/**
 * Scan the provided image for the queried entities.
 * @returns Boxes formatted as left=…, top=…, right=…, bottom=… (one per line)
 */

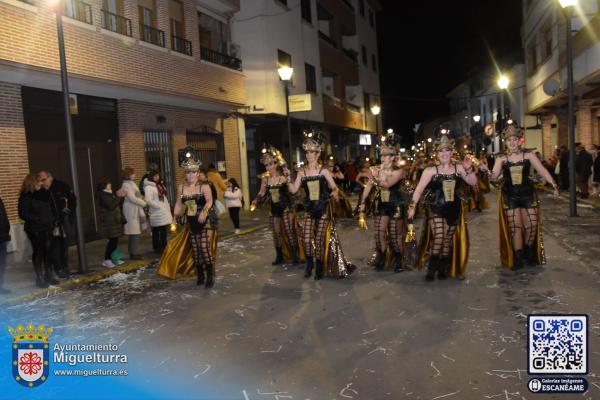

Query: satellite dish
left=543, top=79, right=561, bottom=97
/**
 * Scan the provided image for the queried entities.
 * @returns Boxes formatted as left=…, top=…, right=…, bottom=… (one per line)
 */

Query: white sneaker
left=102, top=260, right=116, bottom=268
left=116, top=260, right=125, bottom=265
left=235, top=229, right=240, bottom=234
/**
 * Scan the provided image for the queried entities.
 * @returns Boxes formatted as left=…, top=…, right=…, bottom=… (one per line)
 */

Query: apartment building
left=523, top=0, right=600, bottom=159
left=0, top=0, right=245, bottom=245
left=231, top=0, right=381, bottom=195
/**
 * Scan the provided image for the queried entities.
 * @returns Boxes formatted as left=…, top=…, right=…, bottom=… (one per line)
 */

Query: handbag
left=214, top=200, right=226, bottom=217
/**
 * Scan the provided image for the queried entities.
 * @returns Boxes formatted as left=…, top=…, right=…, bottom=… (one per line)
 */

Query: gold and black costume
left=498, top=153, right=545, bottom=269
left=417, top=164, right=469, bottom=280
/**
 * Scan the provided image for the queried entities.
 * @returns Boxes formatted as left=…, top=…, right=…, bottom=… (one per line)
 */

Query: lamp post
left=51, top=0, right=87, bottom=273
left=278, top=66, right=294, bottom=164
left=559, top=0, right=578, bottom=216
left=497, top=75, right=510, bottom=155
left=371, top=104, right=381, bottom=159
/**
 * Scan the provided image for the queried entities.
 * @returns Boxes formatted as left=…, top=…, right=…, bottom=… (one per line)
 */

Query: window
left=276, top=0, right=287, bottom=6
left=169, top=0, right=184, bottom=37
left=359, top=0, right=364, bottom=16
left=361, top=45, right=367, bottom=65
left=198, top=12, right=229, bottom=52
left=301, top=0, right=311, bottom=23
left=278, top=49, right=292, bottom=68
left=305, top=63, right=317, bottom=93
left=527, top=37, right=538, bottom=74
left=371, top=54, right=377, bottom=72
left=540, top=17, right=552, bottom=61
left=368, top=9, right=374, bottom=28
left=138, top=0, right=154, bottom=26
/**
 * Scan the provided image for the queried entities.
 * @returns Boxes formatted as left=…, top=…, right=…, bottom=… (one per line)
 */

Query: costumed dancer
left=484, top=124, right=559, bottom=270
left=157, top=157, right=218, bottom=288
left=285, top=131, right=355, bottom=280
left=358, top=132, right=408, bottom=272
left=408, top=133, right=478, bottom=281
left=327, top=160, right=353, bottom=218
left=354, top=158, right=376, bottom=215
left=463, top=151, right=489, bottom=212
left=251, top=144, right=302, bottom=265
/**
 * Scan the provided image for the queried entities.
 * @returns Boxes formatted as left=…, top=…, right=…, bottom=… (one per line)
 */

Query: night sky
left=377, top=0, right=523, bottom=145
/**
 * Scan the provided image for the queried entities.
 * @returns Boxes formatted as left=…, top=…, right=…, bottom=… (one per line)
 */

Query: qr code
left=528, top=315, right=588, bottom=374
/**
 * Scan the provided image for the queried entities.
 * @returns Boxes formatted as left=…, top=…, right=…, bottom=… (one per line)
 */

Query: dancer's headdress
left=181, top=157, right=201, bottom=172
left=260, top=143, right=287, bottom=166
left=380, top=132, right=399, bottom=156
left=433, top=132, right=455, bottom=152
left=502, top=124, right=523, bottom=139
left=302, top=130, right=324, bottom=152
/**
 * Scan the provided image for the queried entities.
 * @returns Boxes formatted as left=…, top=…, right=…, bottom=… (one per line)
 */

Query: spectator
left=121, top=168, right=147, bottom=260
left=206, top=164, right=227, bottom=201
left=593, top=144, right=600, bottom=197
left=0, top=197, right=10, bottom=294
left=558, top=145, right=570, bottom=191
left=223, top=178, right=243, bottom=234
left=143, top=170, right=172, bottom=253
left=18, top=174, right=57, bottom=288
left=38, top=170, right=75, bottom=278
left=575, top=143, right=593, bottom=198
left=97, top=178, right=126, bottom=268
left=345, top=160, right=358, bottom=193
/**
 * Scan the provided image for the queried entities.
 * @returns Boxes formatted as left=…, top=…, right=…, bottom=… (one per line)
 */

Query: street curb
left=4, top=223, right=269, bottom=305
left=541, top=187, right=599, bottom=209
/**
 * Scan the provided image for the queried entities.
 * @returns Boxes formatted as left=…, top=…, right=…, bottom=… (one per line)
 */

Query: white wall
left=231, top=0, right=323, bottom=122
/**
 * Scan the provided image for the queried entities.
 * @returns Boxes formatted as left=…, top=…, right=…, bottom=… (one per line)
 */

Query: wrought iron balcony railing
left=172, top=35, right=192, bottom=56
left=200, top=46, right=242, bottom=71
left=65, top=0, right=92, bottom=25
left=140, top=23, right=165, bottom=47
left=101, top=9, right=132, bottom=37
left=342, top=48, right=358, bottom=63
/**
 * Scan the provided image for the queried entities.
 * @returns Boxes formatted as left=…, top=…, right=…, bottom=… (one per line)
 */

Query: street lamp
left=559, top=0, right=578, bottom=216
left=496, top=74, right=510, bottom=155
left=50, top=0, right=87, bottom=273
left=278, top=66, right=294, bottom=164
left=473, top=115, right=481, bottom=123
left=387, top=128, right=393, bottom=134
left=371, top=104, right=381, bottom=134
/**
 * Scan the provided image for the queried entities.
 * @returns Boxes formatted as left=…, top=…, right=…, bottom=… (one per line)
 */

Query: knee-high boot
left=272, top=247, right=284, bottom=265
left=205, top=264, right=214, bottom=288
left=290, top=245, right=300, bottom=265
left=524, top=245, right=536, bottom=266
left=314, top=259, right=324, bottom=280
left=374, top=249, right=385, bottom=271
left=195, top=264, right=205, bottom=286
left=393, top=251, right=404, bottom=273
left=304, top=257, right=314, bottom=278
left=438, top=256, right=450, bottom=280
left=513, top=249, right=524, bottom=270
left=426, top=255, right=439, bottom=282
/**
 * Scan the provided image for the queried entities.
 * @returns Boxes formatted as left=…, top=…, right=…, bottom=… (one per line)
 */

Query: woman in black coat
left=18, top=173, right=58, bottom=288
left=97, top=178, right=126, bottom=267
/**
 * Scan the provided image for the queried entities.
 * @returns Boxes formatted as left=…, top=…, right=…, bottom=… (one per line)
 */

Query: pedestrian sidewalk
left=1, top=208, right=271, bottom=304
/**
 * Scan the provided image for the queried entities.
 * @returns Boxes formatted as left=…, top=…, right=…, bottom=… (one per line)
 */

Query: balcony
left=101, top=10, right=132, bottom=37
left=65, top=0, right=93, bottom=25
left=342, top=48, right=358, bottom=63
left=172, top=35, right=192, bottom=56
left=323, top=94, right=363, bottom=130
left=140, top=23, right=165, bottom=47
left=200, top=46, right=242, bottom=71
left=318, top=31, right=337, bottom=48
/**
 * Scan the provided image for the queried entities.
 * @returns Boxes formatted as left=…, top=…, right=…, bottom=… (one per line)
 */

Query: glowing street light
left=497, top=75, right=509, bottom=90
left=427, top=138, right=432, bottom=143
left=278, top=66, right=294, bottom=163
left=387, top=128, right=393, bottom=134
left=473, top=115, right=481, bottom=123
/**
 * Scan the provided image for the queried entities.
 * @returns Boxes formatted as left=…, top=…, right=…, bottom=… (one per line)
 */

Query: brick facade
left=0, top=83, right=29, bottom=223
left=0, top=0, right=244, bottom=105
left=118, top=100, right=242, bottom=192
left=576, top=99, right=595, bottom=149
left=541, top=113, right=554, bottom=159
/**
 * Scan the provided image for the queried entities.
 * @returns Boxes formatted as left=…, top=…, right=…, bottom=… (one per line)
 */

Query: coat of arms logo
left=8, top=324, right=52, bottom=388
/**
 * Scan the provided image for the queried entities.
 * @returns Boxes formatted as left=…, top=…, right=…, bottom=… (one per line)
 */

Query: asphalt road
left=3, top=191, right=599, bottom=400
